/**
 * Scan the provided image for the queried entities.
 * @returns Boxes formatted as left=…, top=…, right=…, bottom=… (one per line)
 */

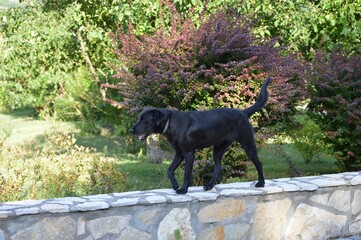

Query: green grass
left=0, top=109, right=338, bottom=199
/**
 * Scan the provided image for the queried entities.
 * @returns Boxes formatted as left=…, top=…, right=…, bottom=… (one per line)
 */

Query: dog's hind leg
left=239, top=137, right=265, bottom=188
left=204, top=141, right=232, bottom=191
left=167, top=150, right=184, bottom=190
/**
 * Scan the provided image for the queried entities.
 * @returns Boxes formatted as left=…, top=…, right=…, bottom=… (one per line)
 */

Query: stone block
left=72, top=201, right=109, bottom=211
left=198, top=199, right=245, bottom=223
left=41, top=204, right=70, bottom=213
left=220, top=188, right=263, bottom=197
left=285, top=203, right=347, bottom=240
left=349, top=213, right=361, bottom=235
left=111, top=197, right=139, bottom=207
left=225, top=223, right=250, bottom=240
left=145, top=195, right=167, bottom=204
left=139, top=209, right=159, bottom=225
left=309, top=193, right=329, bottom=205
left=118, top=227, right=151, bottom=240
left=328, top=190, right=351, bottom=212
left=199, top=226, right=224, bottom=240
left=87, top=215, right=131, bottom=239
left=187, top=192, right=218, bottom=201
left=158, top=208, right=196, bottom=240
left=11, top=216, right=76, bottom=240
left=252, top=198, right=292, bottom=240
left=352, top=189, right=361, bottom=214
left=351, top=175, right=361, bottom=185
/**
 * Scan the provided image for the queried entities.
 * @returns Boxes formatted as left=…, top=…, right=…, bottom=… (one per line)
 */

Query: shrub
left=0, top=3, right=115, bottom=122
left=105, top=9, right=306, bottom=127
left=308, top=49, right=361, bottom=170
left=289, top=114, right=331, bottom=163
left=0, top=132, right=126, bottom=201
left=235, top=0, right=361, bottom=59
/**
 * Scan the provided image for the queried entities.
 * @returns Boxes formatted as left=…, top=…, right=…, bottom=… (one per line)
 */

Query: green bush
left=0, top=3, right=115, bottom=122
left=0, top=132, right=126, bottom=201
left=289, top=114, right=330, bottom=163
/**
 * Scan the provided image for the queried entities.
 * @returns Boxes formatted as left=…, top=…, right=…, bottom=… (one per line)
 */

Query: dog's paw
left=172, top=185, right=179, bottom=191
left=203, top=184, right=214, bottom=191
left=176, top=188, right=188, bottom=194
left=255, top=181, right=265, bottom=188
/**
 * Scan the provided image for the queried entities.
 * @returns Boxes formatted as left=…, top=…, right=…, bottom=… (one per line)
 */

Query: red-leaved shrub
left=103, top=9, right=307, bottom=128
left=308, top=49, right=361, bottom=170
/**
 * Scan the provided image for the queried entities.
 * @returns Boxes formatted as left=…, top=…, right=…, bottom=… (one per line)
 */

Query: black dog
left=130, top=77, right=271, bottom=194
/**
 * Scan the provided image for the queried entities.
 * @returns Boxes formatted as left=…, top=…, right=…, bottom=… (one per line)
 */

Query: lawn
left=0, top=109, right=338, bottom=201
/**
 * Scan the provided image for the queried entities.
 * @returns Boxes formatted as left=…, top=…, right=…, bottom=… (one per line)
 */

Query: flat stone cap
left=0, top=171, right=360, bottom=219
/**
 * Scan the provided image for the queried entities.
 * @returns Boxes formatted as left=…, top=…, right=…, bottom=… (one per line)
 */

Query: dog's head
left=129, top=108, right=170, bottom=140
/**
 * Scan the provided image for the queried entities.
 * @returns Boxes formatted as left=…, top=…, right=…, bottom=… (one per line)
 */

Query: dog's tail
left=243, top=76, right=272, bottom=118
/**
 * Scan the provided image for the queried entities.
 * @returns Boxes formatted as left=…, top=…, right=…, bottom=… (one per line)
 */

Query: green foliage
left=0, top=132, right=126, bottom=202
left=289, top=114, right=330, bottom=164
left=308, top=49, right=361, bottom=171
left=0, top=2, right=115, bottom=123
left=235, top=0, right=361, bottom=59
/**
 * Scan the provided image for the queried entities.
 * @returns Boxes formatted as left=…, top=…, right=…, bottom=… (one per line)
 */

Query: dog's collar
left=162, top=119, right=170, bottom=134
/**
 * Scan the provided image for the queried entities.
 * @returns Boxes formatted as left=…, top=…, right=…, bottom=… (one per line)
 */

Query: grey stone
left=145, top=195, right=167, bottom=204
left=220, top=188, right=263, bottom=196
left=351, top=175, right=361, bottom=185
left=87, top=215, right=131, bottom=239
left=274, top=182, right=300, bottom=192
left=113, top=191, right=142, bottom=197
left=328, top=190, right=351, bottom=212
left=216, top=182, right=252, bottom=189
left=139, top=209, right=159, bottom=225
left=288, top=180, right=318, bottom=191
left=5, top=199, right=43, bottom=206
left=0, top=229, right=4, bottom=240
left=41, top=204, right=70, bottom=213
left=54, top=197, right=86, bottom=202
left=311, top=178, right=348, bottom=187
left=158, top=208, right=196, bottom=240
left=118, top=227, right=151, bottom=240
left=187, top=191, right=218, bottom=201
left=352, top=189, right=361, bottom=214
left=77, top=216, right=86, bottom=236
left=262, top=185, right=284, bottom=194
left=309, top=193, right=329, bottom=205
left=15, top=207, right=39, bottom=216
left=0, top=211, right=12, bottom=219
left=11, top=216, right=76, bottom=240
left=349, top=213, right=361, bottom=235
left=225, top=223, right=250, bottom=240
left=72, top=201, right=109, bottom=211
left=166, top=194, right=193, bottom=203
left=285, top=203, right=347, bottom=240
left=84, top=194, right=113, bottom=200
left=111, top=198, right=139, bottom=207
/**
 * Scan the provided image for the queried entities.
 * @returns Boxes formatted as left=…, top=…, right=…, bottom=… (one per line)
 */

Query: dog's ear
left=152, top=109, right=166, bottom=126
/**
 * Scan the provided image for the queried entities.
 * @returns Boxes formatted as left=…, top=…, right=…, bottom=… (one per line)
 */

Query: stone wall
left=1, top=172, right=361, bottom=240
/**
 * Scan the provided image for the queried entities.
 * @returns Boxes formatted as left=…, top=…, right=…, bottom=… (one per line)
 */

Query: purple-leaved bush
left=308, top=49, right=361, bottom=170
left=103, top=9, right=307, bottom=129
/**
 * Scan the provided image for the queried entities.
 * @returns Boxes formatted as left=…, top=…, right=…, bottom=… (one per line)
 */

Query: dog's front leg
left=167, top=150, right=184, bottom=190
left=176, top=151, right=195, bottom=194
